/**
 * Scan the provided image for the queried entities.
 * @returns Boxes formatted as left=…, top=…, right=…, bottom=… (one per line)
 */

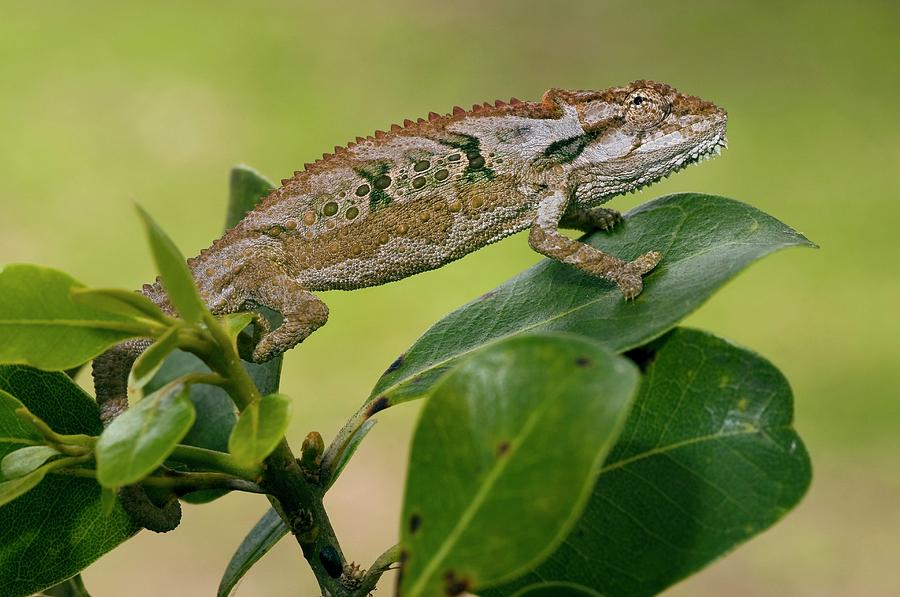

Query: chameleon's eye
left=624, top=88, right=668, bottom=130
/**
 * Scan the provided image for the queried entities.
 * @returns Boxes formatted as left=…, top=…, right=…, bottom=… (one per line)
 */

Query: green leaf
left=399, top=334, right=638, bottom=597
left=224, top=312, right=255, bottom=341
left=96, top=383, right=196, bottom=487
left=0, top=366, right=137, bottom=596
left=70, top=287, right=171, bottom=323
left=0, top=265, right=152, bottom=371
left=218, top=507, right=288, bottom=597
left=0, top=461, right=54, bottom=506
left=128, top=326, right=181, bottom=393
left=325, top=418, right=376, bottom=490
left=1, top=445, right=60, bottom=479
left=368, top=194, right=813, bottom=408
left=135, top=204, right=208, bottom=323
left=228, top=393, right=292, bottom=468
left=227, top=165, right=275, bottom=228
left=485, top=328, right=812, bottom=597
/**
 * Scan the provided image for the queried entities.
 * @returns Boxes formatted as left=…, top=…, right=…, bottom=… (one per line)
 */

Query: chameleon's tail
left=92, top=338, right=152, bottom=425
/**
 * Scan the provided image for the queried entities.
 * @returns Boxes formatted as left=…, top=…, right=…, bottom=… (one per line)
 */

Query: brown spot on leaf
left=385, top=354, right=405, bottom=374
left=496, top=441, right=510, bottom=457
left=575, top=356, right=592, bottom=368
left=409, top=513, right=422, bottom=534
left=443, top=570, right=471, bottom=596
left=366, top=395, right=391, bottom=418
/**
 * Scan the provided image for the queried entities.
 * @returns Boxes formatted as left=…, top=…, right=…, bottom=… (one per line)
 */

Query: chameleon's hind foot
left=560, top=206, right=623, bottom=233
left=611, top=250, right=662, bottom=299
left=591, top=207, right=623, bottom=231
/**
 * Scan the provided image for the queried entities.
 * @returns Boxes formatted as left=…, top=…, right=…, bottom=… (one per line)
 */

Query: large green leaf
left=0, top=366, right=137, bottom=597
left=486, top=328, right=812, bottom=597
left=399, top=334, right=639, bottom=597
left=368, top=194, right=813, bottom=408
left=0, top=265, right=151, bottom=371
left=228, top=393, right=292, bottom=468
left=96, top=383, right=196, bottom=487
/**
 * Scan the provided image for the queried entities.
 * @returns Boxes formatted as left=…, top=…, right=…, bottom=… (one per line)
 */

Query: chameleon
left=92, top=80, right=726, bottom=528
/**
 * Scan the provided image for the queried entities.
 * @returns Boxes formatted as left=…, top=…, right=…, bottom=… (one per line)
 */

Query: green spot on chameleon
left=434, top=168, right=449, bottom=181
left=448, top=154, right=461, bottom=162
left=355, top=163, right=393, bottom=212
left=356, top=184, right=370, bottom=197
left=323, top=202, right=339, bottom=216
left=412, top=176, right=426, bottom=189
left=414, top=160, right=430, bottom=172
left=345, top=206, right=359, bottom=219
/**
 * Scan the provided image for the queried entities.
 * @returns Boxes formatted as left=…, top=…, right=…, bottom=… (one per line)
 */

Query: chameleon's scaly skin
left=93, top=79, right=726, bottom=531
left=172, top=80, right=726, bottom=361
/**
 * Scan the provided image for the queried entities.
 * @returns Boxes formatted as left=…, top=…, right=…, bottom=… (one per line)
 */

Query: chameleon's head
left=550, top=80, right=727, bottom=198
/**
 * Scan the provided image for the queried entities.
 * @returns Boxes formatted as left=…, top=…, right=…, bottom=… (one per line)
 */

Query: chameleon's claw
left=613, top=250, right=662, bottom=300
left=594, top=208, right=623, bottom=231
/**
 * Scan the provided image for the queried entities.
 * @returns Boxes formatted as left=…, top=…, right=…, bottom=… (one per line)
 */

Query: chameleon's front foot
left=609, top=250, right=662, bottom=299
left=250, top=299, right=330, bottom=363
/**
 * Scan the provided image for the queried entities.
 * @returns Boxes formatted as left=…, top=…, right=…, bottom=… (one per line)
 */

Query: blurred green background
left=1, top=0, right=897, bottom=595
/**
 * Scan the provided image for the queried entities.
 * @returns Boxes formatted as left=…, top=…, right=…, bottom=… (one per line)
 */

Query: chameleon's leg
left=560, top=205, right=622, bottom=233
left=233, top=267, right=329, bottom=362
left=528, top=191, right=661, bottom=299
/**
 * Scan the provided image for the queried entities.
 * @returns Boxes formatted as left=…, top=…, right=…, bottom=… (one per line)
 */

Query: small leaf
left=0, top=265, right=153, bottom=371
left=485, top=328, right=812, bottom=597
left=0, top=461, right=53, bottom=506
left=228, top=393, right=292, bottom=468
left=70, top=288, right=171, bottom=323
left=1, top=446, right=60, bottom=479
left=128, top=326, right=181, bottom=394
left=96, top=383, right=196, bottom=487
left=368, top=194, right=814, bottom=409
left=399, top=334, right=638, bottom=597
left=135, top=204, right=208, bottom=323
left=227, top=165, right=275, bottom=228
left=325, top=418, right=376, bottom=490
left=223, top=312, right=255, bottom=341
left=218, top=507, right=288, bottom=597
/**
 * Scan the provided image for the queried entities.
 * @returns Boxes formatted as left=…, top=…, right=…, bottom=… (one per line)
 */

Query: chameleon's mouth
left=665, top=133, right=728, bottom=177
left=617, top=132, right=727, bottom=197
